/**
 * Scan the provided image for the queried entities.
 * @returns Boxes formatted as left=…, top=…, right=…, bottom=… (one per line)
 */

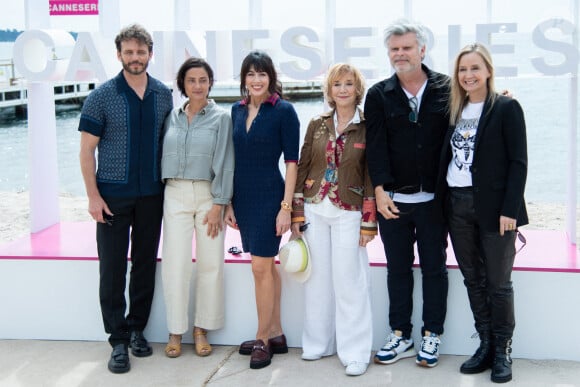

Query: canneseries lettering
left=49, top=0, right=99, bottom=16
left=12, top=20, right=580, bottom=83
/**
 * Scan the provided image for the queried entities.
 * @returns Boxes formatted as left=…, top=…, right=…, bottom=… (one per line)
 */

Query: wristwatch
left=280, top=201, right=292, bottom=211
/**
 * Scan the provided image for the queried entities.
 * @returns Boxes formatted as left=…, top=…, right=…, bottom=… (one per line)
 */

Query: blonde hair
left=449, top=43, right=496, bottom=125
left=323, top=63, right=365, bottom=108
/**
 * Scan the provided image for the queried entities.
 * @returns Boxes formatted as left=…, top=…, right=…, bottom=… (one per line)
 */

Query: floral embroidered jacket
left=292, top=108, right=377, bottom=235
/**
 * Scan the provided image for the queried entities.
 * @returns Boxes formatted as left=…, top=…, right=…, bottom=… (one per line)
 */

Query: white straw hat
left=279, top=236, right=311, bottom=283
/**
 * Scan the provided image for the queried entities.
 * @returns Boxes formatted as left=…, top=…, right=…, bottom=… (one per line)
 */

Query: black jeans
left=377, top=200, right=448, bottom=338
left=97, top=194, right=163, bottom=347
left=446, top=188, right=516, bottom=338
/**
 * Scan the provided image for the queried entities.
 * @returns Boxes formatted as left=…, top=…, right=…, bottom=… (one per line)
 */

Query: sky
left=1, top=0, right=577, bottom=33
left=1, top=0, right=578, bottom=81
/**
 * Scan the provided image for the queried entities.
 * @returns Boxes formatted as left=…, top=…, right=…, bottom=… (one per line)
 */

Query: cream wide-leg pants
left=162, top=179, right=225, bottom=334
left=301, top=197, right=373, bottom=365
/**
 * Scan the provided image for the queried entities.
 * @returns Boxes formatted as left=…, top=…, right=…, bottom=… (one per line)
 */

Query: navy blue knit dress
left=231, top=95, right=300, bottom=257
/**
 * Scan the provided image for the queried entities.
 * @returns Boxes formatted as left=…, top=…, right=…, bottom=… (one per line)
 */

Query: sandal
left=164, top=334, right=182, bottom=358
left=193, top=327, right=212, bottom=357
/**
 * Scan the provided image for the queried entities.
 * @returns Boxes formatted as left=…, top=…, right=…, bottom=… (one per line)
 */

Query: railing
left=0, top=81, right=95, bottom=109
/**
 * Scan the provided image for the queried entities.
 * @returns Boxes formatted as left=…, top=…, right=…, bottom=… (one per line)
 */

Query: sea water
left=0, top=84, right=578, bottom=204
left=0, top=41, right=579, bottom=203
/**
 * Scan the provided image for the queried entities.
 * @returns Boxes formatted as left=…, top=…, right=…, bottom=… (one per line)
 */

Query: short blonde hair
left=323, top=63, right=365, bottom=108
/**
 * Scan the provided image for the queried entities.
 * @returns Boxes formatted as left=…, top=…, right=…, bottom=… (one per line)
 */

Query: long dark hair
left=239, top=50, right=283, bottom=102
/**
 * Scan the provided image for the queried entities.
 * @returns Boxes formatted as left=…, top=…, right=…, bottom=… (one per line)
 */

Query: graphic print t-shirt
left=446, top=101, right=484, bottom=187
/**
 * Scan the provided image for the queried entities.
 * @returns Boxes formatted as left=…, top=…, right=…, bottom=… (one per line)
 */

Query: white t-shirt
left=446, top=101, right=484, bottom=187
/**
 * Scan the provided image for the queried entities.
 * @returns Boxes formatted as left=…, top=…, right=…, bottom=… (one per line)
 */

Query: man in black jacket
left=364, top=19, right=449, bottom=368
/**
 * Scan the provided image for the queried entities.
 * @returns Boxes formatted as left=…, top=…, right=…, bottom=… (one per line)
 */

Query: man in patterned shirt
left=78, top=24, right=173, bottom=374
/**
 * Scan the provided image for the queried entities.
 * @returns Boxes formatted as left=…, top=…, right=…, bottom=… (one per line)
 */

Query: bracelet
left=280, top=201, right=292, bottom=211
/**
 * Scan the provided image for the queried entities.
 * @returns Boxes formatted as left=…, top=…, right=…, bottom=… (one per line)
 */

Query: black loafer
left=130, top=331, right=152, bottom=357
left=108, top=344, right=130, bottom=374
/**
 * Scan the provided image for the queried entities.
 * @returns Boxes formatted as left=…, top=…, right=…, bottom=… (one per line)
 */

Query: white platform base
left=1, top=258, right=578, bottom=361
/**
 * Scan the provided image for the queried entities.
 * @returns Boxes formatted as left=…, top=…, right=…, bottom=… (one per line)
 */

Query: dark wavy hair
left=114, top=24, right=153, bottom=53
left=175, top=57, right=215, bottom=97
left=239, top=50, right=283, bottom=102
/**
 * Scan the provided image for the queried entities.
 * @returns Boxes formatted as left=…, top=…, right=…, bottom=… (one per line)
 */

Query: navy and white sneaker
left=374, top=330, right=416, bottom=364
left=416, top=331, right=441, bottom=368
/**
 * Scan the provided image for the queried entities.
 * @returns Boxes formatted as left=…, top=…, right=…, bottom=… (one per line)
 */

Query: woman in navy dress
left=225, top=50, right=300, bottom=369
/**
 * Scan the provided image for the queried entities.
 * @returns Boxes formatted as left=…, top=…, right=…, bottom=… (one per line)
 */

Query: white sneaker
left=301, top=353, right=322, bottom=361
left=416, top=331, right=441, bottom=368
left=374, top=330, right=416, bottom=365
left=345, top=361, right=368, bottom=376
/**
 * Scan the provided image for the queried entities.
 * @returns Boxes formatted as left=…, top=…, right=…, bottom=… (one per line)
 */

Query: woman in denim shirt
left=161, top=57, right=234, bottom=358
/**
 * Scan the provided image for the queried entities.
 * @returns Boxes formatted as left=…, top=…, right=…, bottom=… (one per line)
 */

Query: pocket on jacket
left=348, top=185, right=364, bottom=196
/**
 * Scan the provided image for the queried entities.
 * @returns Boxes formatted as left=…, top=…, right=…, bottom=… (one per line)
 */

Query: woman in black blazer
left=438, top=43, right=528, bottom=384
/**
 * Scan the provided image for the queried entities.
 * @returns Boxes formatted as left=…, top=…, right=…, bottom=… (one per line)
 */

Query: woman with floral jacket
left=291, top=63, right=377, bottom=377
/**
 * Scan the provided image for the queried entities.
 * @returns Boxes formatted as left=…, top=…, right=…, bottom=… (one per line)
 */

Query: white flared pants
left=162, top=179, right=225, bottom=334
left=301, top=198, right=373, bottom=364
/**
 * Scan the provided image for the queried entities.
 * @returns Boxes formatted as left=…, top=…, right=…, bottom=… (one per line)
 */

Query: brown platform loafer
left=249, top=339, right=272, bottom=369
left=239, top=334, right=288, bottom=355
left=269, top=334, right=289, bottom=354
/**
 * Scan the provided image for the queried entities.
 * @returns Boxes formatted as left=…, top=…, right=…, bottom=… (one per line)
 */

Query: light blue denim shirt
left=161, top=99, right=234, bottom=205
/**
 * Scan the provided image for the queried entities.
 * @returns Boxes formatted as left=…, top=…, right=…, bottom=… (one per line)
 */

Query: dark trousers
left=377, top=200, right=448, bottom=338
left=97, top=194, right=163, bottom=346
left=446, top=188, right=516, bottom=338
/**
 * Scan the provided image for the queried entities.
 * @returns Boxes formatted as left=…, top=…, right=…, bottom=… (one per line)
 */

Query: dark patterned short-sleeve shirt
left=78, top=71, right=173, bottom=197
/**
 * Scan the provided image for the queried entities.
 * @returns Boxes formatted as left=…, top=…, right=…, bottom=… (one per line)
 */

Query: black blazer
left=437, top=93, right=529, bottom=232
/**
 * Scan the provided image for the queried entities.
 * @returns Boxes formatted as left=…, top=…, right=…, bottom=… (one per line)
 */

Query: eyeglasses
left=103, top=213, right=113, bottom=226
left=228, top=246, right=242, bottom=255
left=408, top=96, right=418, bottom=123
left=515, top=230, right=527, bottom=254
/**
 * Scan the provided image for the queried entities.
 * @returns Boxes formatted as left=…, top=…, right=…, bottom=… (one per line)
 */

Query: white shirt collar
left=332, top=109, right=361, bottom=128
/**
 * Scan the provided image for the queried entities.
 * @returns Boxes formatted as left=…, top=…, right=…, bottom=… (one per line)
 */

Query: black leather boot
left=491, top=337, right=512, bottom=383
left=460, top=332, right=494, bottom=374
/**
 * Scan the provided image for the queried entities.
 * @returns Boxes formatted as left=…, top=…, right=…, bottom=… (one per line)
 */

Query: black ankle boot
left=491, top=337, right=512, bottom=383
left=460, top=332, right=494, bottom=374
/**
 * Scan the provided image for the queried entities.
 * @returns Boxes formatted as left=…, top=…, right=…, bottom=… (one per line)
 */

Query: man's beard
left=122, top=60, right=149, bottom=75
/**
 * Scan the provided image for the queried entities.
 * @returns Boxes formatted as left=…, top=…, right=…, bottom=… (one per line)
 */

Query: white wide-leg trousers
left=162, top=179, right=225, bottom=334
left=301, top=199, right=373, bottom=365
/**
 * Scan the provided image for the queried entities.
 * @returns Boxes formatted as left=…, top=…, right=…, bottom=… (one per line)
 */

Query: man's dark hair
left=114, top=24, right=153, bottom=53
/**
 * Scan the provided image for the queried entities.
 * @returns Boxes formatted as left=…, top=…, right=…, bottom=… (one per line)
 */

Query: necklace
left=186, top=101, right=208, bottom=117
left=336, top=108, right=356, bottom=124
left=336, top=113, right=355, bottom=131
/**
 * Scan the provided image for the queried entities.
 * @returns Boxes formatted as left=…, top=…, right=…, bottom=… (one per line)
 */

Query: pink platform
left=0, top=222, right=577, bottom=273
